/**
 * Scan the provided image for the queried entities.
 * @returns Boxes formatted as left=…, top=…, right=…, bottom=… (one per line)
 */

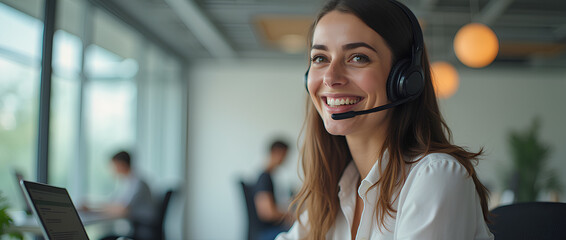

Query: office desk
left=7, top=210, right=122, bottom=235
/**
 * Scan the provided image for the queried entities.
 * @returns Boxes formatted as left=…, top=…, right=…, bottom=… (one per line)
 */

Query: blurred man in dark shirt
left=254, top=140, right=293, bottom=240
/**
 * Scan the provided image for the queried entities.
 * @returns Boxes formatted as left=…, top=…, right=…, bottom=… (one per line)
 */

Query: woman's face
left=308, top=10, right=393, bottom=137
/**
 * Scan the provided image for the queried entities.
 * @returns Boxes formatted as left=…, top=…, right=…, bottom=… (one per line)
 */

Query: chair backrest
left=155, top=190, right=174, bottom=240
left=488, top=202, right=566, bottom=240
left=240, top=180, right=260, bottom=240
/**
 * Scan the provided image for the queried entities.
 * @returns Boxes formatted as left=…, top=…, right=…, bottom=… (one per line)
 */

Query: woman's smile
left=321, top=95, right=363, bottom=114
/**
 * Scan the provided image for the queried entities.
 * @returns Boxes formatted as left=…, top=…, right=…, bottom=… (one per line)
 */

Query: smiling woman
left=276, top=0, right=494, bottom=239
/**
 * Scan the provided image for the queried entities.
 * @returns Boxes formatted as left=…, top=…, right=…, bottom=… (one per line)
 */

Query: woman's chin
left=323, top=119, right=353, bottom=136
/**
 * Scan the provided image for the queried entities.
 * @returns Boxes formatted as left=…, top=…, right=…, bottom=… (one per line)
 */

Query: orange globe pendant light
left=431, top=61, right=459, bottom=99
left=454, top=23, right=499, bottom=68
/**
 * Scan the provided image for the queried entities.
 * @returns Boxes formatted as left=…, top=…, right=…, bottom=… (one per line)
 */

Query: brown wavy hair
left=291, top=0, right=490, bottom=239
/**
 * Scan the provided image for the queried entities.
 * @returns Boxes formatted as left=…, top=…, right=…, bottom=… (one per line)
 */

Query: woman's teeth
left=326, top=97, right=360, bottom=107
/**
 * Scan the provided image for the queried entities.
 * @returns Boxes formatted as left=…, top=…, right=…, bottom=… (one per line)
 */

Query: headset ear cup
left=402, top=66, right=425, bottom=98
left=387, top=59, right=410, bottom=102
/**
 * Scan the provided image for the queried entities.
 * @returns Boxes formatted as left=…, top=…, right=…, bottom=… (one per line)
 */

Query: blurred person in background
left=98, top=151, right=156, bottom=240
left=254, top=140, right=294, bottom=240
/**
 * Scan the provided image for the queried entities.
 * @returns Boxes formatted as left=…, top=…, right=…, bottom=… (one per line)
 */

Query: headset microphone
left=330, top=97, right=413, bottom=120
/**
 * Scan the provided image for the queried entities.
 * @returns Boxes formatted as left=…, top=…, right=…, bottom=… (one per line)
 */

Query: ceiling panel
left=101, top=0, right=566, bottom=66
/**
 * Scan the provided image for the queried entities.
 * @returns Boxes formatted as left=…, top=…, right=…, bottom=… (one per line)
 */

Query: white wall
left=186, top=59, right=566, bottom=239
left=439, top=66, right=566, bottom=198
left=187, top=59, right=308, bottom=240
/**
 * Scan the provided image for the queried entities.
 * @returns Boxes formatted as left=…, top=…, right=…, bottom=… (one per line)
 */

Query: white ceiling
left=96, top=0, right=566, bottom=67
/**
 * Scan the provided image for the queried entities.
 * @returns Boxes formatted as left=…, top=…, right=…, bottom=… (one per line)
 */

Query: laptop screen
left=20, top=180, right=90, bottom=240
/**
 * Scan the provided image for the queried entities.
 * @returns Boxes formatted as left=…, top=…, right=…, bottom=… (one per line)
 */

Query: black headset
left=304, top=0, right=424, bottom=103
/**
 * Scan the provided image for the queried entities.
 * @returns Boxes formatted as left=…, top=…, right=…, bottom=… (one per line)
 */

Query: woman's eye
left=311, top=55, right=326, bottom=64
left=351, top=54, right=370, bottom=63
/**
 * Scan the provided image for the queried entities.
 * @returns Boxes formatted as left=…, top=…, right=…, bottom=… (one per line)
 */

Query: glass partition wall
left=0, top=0, right=187, bottom=230
left=0, top=0, right=43, bottom=211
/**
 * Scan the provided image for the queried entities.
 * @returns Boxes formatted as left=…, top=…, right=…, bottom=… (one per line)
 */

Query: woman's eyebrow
left=343, top=42, right=377, bottom=53
left=310, top=42, right=378, bottom=53
left=311, top=44, right=327, bottom=51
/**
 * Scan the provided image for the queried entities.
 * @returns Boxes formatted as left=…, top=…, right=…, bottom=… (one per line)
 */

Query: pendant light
left=453, top=0, right=499, bottom=68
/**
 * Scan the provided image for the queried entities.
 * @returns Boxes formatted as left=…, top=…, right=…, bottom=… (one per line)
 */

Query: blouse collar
left=338, top=150, right=390, bottom=198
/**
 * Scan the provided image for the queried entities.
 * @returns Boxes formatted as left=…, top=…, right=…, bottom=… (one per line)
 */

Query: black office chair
left=154, top=190, right=174, bottom=240
left=488, top=202, right=566, bottom=240
left=132, top=190, right=174, bottom=240
left=240, top=180, right=261, bottom=240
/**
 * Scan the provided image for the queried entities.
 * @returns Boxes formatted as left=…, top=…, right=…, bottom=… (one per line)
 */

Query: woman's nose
left=323, top=62, right=347, bottom=88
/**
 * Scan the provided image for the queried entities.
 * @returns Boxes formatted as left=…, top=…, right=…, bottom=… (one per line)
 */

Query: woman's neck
left=346, top=130, right=386, bottom=180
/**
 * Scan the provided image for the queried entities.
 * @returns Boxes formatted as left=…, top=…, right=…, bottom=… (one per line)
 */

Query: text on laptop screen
left=23, top=181, right=89, bottom=240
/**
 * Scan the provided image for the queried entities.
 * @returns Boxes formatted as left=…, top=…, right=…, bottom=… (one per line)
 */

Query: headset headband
left=388, top=0, right=424, bottom=67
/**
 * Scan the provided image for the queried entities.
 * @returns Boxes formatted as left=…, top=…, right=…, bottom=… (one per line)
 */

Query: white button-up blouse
left=276, top=153, right=494, bottom=240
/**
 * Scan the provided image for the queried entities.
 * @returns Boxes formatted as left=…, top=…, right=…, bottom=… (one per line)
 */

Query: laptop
left=20, top=180, right=90, bottom=240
